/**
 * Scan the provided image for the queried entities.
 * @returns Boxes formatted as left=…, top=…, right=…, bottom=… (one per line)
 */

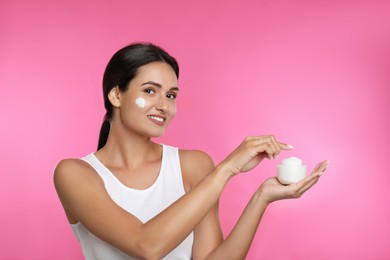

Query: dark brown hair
left=98, top=43, right=179, bottom=150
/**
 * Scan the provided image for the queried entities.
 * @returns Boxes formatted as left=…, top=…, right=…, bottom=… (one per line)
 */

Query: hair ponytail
left=97, top=42, right=179, bottom=150
left=97, top=118, right=111, bottom=150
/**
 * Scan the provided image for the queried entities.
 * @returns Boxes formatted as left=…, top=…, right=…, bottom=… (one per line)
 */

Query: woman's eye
left=145, top=89, right=155, bottom=94
left=167, top=93, right=177, bottom=100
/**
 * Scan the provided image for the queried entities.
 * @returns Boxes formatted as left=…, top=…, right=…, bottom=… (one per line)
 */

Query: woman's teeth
left=148, top=116, right=164, bottom=122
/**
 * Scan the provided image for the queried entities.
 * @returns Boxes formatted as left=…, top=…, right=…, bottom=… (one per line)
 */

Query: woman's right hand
left=219, top=135, right=294, bottom=176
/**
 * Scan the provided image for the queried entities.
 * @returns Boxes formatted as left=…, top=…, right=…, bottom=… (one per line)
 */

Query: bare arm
left=54, top=158, right=229, bottom=259
left=54, top=135, right=291, bottom=259
left=179, top=150, right=224, bottom=259
left=204, top=160, right=329, bottom=259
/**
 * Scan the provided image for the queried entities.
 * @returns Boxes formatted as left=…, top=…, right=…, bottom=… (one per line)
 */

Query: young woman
left=54, top=43, right=328, bottom=260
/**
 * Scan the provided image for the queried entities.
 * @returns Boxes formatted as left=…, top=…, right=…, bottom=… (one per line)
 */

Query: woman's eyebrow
left=141, top=81, right=179, bottom=91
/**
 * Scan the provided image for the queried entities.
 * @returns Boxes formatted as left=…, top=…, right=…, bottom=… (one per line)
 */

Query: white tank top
left=71, top=144, right=194, bottom=259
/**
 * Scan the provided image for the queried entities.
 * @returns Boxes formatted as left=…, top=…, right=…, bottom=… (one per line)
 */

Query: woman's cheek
left=170, top=104, right=177, bottom=117
left=135, top=97, right=146, bottom=109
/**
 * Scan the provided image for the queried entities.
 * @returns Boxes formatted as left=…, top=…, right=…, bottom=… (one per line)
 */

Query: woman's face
left=114, top=61, right=179, bottom=138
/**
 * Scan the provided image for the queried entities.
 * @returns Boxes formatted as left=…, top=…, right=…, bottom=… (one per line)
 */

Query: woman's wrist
left=254, top=188, right=271, bottom=207
left=212, top=162, right=235, bottom=187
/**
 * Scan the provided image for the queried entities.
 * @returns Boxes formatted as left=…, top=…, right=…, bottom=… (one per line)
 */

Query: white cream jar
left=277, top=157, right=307, bottom=185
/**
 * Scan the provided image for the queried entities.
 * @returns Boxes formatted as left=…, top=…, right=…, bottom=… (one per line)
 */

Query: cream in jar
left=277, top=157, right=307, bottom=185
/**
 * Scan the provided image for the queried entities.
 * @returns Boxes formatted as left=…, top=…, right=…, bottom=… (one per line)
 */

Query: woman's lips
left=147, top=115, right=166, bottom=126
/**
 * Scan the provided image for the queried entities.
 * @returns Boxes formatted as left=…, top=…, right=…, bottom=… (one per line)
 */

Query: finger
left=311, top=162, right=322, bottom=173
left=312, top=160, right=329, bottom=176
left=296, top=161, right=329, bottom=194
left=286, top=174, right=319, bottom=199
left=292, top=172, right=319, bottom=190
left=268, top=147, right=277, bottom=159
left=268, top=136, right=281, bottom=159
left=243, top=136, right=256, bottom=142
left=278, top=142, right=294, bottom=151
left=266, top=137, right=279, bottom=159
left=297, top=175, right=320, bottom=194
left=251, top=138, right=275, bottom=159
left=260, top=145, right=274, bottom=160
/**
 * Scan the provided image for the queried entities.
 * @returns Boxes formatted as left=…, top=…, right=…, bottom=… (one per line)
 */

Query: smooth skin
left=54, top=62, right=328, bottom=259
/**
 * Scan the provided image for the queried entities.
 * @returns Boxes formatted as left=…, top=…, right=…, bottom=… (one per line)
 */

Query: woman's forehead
left=133, top=62, right=178, bottom=86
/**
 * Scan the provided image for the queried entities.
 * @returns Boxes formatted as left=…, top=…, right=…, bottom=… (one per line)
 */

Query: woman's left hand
left=259, top=160, right=329, bottom=204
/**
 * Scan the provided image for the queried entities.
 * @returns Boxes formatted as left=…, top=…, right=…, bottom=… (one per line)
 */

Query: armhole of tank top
left=175, top=148, right=188, bottom=194
left=70, top=222, right=81, bottom=227
left=80, top=154, right=108, bottom=189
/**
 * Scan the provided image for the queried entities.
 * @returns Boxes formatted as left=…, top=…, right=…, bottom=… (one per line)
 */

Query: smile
left=148, top=115, right=166, bottom=124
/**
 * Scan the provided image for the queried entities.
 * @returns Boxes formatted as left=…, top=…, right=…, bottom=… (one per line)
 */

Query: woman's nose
left=155, top=95, right=167, bottom=112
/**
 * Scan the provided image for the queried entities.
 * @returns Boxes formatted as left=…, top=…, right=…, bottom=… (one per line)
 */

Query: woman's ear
left=108, top=87, right=121, bottom=107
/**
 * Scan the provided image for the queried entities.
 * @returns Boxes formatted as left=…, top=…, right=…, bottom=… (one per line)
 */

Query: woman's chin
left=147, top=130, right=165, bottom=138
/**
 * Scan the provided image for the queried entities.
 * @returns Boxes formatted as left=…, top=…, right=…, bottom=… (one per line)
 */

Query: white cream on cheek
left=135, top=97, right=146, bottom=109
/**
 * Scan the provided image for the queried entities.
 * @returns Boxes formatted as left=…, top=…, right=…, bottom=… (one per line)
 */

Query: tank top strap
left=159, top=145, right=186, bottom=194
left=81, top=153, right=112, bottom=188
left=80, top=144, right=184, bottom=194
left=73, top=144, right=193, bottom=259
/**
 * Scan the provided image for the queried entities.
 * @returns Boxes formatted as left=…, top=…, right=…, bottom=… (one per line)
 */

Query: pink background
left=1, top=0, right=389, bottom=259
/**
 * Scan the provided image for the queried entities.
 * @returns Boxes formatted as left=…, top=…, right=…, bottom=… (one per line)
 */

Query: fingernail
left=287, top=144, right=294, bottom=149
left=274, top=154, right=279, bottom=160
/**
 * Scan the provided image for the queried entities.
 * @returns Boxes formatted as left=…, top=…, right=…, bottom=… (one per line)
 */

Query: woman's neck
left=96, top=125, right=161, bottom=170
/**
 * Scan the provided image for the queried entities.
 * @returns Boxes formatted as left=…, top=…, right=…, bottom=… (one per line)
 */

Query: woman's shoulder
left=178, top=149, right=215, bottom=190
left=53, top=156, right=101, bottom=188
left=178, top=149, right=213, bottom=164
left=54, top=157, right=89, bottom=174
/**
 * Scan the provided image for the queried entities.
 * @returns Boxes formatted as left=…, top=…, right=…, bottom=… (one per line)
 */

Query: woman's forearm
left=138, top=164, right=232, bottom=258
left=204, top=161, right=328, bottom=259
left=205, top=189, right=268, bottom=260
left=141, top=135, right=292, bottom=258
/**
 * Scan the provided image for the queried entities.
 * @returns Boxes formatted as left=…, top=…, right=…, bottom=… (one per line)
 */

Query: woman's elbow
left=130, top=237, right=167, bottom=260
